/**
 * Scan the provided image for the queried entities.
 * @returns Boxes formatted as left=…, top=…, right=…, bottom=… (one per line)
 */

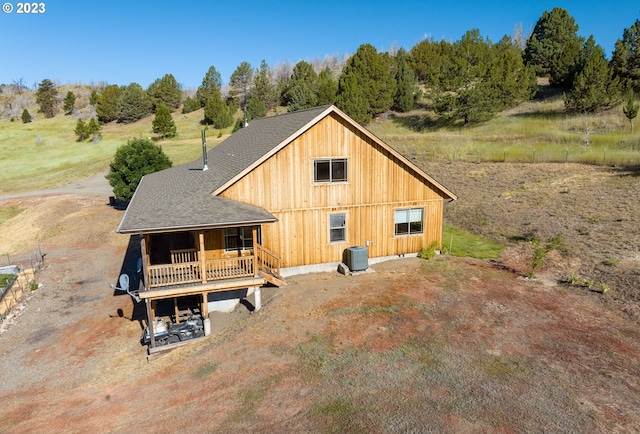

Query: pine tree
left=35, top=79, right=58, bottom=118
left=316, top=68, right=338, bottom=105
left=152, top=104, right=177, bottom=139
left=409, top=37, right=443, bottom=86
left=63, top=91, right=76, bottom=115
left=622, top=91, right=639, bottom=133
left=251, top=60, right=277, bottom=111
left=117, top=83, right=153, bottom=123
left=21, top=109, right=32, bottom=123
left=611, top=19, right=640, bottom=94
left=196, top=65, right=222, bottom=107
left=565, top=37, right=620, bottom=113
left=89, top=89, right=99, bottom=106
left=394, top=48, right=419, bottom=112
left=203, top=90, right=233, bottom=129
left=86, top=118, right=102, bottom=141
left=523, top=7, right=584, bottom=87
left=336, top=43, right=396, bottom=124
left=74, top=119, right=88, bottom=141
left=229, top=61, right=253, bottom=107
left=147, top=73, right=182, bottom=111
left=181, top=96, right=201, bottom=114
left=96, top=85, right=121, bottom=123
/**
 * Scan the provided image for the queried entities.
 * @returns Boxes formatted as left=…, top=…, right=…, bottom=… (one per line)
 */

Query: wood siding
left=219, top=112, right=448, bottom=267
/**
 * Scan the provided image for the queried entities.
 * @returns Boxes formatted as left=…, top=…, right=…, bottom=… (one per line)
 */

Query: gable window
left=314, top=158, right=347, bottom=183
left=224, top=227, right=256, bottom=252
left=395, top=208, right=424, bottom=236
left=329, top=213, right=346, bottom=242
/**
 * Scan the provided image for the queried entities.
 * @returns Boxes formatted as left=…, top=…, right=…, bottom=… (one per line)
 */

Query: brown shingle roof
left=117, top=105, right=333, bottom=234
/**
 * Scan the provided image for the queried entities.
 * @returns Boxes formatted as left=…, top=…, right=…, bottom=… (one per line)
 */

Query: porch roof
left=116, top=165, right=276, bottom=234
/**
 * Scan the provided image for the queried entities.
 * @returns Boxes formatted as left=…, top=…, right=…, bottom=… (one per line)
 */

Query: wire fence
left=0, top=245, right=46, bottom=324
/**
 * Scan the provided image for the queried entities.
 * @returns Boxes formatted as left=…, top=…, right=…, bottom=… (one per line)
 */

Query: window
left=395, top=208, right=424, bottom=236
left=314, top=158, right=347, bottom=183
left=224, top=227, right=255, bottom=252
left=329, top=213, right=346, bottom=242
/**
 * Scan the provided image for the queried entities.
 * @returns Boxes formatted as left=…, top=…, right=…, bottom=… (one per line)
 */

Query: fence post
left=603, top=147, right=607, bottom=166
left=532, top=149, right=536, bottom=163
left=565, top=147, right=569, bottom=163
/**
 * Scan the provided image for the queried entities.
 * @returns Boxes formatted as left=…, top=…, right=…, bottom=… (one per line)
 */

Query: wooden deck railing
left=146, top=244, right=282, bottom=289
left=256, top=244, right=281, bottom=278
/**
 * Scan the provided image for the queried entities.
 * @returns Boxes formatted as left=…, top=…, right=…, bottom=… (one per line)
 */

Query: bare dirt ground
left=0, top=162, right=639, bottom=433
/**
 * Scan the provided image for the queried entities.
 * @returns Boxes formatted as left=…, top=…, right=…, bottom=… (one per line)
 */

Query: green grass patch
left=1, top=274, right=14, bottom=286
left=191, top=361, right=218, bottom=379
left=443, top=224, right=504, bottom=259
left=0, top=205, right=23, bottom=225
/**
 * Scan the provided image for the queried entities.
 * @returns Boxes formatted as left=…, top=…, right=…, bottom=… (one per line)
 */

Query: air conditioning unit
left=345, top=246, right=368, bottom=271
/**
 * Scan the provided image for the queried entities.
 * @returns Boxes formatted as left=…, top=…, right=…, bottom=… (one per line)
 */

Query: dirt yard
left=0, top=162, right=639, bottom=433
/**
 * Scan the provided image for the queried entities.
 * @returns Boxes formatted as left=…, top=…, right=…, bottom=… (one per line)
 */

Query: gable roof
left=117, top=105, right=456, bottom=234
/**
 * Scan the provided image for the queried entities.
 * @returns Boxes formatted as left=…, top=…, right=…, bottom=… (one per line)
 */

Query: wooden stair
left=260, top=270, right=287, bottom=287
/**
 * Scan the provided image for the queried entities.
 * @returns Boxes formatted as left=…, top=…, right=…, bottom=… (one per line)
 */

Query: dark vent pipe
left=201, top=130, right=208, bottom=171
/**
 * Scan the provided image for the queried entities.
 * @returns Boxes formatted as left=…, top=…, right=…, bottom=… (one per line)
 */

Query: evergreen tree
left=203, top=90, right=233, bottom=129
left=21, top=109, right=32, bottom=123
left=117, top=83, right=153, bottom=123
left=565, top=37, right=620, bottom=113
left=181, top=96, right=201, bottom=114
left=394, top=48, right=419, bottom=112
left=152, top=104, right=177, bottom=139
left=611, top=19, right=640, bottom=94
left=35, top=79, right=58, bottom=118
left=86, top=117, right=102, bottom=141
left=229, top=61, right=253, bottom=107
left=283, top=61, right=318, bottom=111
left=106, top=137, right=172, bottom=202
left=409, top=37, right=443, bottom=86
left=147, top=73, right=182, bottom=111
left=251, top=60, right=277, bottom=111
left=523, top=7, right=584, bottom=87
left=316, top=68, right=338, bottom=105
left=246, top=96, right=267, bottom=119
left=622, top=90, right=639, bottom=133
left=89, top=89, right=99, bottom=106
left=336, top=43, right=396, bottom=124
left=196, top=65, right=222, bottom=107
left=489, top=37, right=537, bottom=108
left=96, top=84, right=121, bottom=123
left=74, top=119, right=88, bottom=141
left=63, top=91, right=76, bottom=115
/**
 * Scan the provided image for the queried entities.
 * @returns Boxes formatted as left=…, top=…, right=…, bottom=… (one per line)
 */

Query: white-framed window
left=224, top=227, right=258, bottom=252
left=329, top=213, right=346, bottom=243
left=394, top=208, right=424, bottom=236
left=314, top=158, right=347, bottom=183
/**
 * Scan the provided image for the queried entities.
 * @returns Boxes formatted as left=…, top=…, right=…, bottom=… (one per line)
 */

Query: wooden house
left=116, top=105, right=456, bottom=349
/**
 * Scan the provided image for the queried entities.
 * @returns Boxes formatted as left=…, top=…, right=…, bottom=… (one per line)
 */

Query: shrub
left=106, top=137, right=172, bottom=201
left=418, top=244, right=437, bottom=260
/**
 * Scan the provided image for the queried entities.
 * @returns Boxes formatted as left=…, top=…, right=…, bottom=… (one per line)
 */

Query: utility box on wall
left=345, top=246, right=368, bottom=271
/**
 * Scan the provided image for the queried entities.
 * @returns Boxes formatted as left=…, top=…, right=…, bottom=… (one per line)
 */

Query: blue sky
left=1, top=0, right=638, bottom=90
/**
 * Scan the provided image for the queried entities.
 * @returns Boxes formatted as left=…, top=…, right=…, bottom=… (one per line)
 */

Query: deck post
left=146, top=298, right=155, bottom=349
left=254, top=286, right=261, bottom=311
left=253, top=227, right=259, bottom=278
left=199, top=232, right=207, bottom=284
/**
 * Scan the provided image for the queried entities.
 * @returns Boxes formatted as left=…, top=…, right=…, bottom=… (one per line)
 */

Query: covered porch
left=137, top=224, right=285, bottom=351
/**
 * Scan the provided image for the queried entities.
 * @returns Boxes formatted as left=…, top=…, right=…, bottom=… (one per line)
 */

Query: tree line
left=29, top=7, right=640, bottom=134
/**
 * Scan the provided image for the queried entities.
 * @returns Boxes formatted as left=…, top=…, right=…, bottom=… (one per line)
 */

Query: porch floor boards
left=139, top=276, right=267, bottom=300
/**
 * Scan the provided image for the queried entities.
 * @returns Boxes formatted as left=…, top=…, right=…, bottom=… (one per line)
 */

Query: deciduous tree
left=106, top=138, right=172, bottom=202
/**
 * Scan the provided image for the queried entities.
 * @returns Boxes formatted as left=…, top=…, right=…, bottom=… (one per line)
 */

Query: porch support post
left=254, top=287, right=261, bottom=311
left=199, top=232, right=207, bottom=284
left=140, top=236, right=149, bottom=290
left=253, top=226, right=259, bottom=278
left=146, top=298, right=155, bottom=349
